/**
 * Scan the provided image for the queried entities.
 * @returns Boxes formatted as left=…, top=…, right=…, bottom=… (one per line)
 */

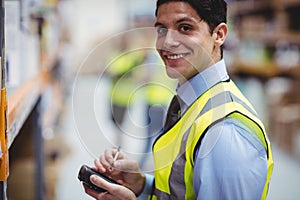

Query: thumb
left=90, top=174, right=111, bottom=191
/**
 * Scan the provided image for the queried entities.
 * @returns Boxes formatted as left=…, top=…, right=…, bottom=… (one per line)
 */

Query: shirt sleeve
left=193, top=118, right=268, bottom=200
left=138, top=173, right=154, bottom=200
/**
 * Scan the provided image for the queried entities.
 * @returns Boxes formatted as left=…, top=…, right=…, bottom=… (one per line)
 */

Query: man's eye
left=156, top=27, right=168, bottom=35
left=180, top=25, right=192, bottom=32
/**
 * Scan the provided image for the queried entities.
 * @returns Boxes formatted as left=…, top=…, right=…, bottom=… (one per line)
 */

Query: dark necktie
left=164, top=95, right=181, bottom=131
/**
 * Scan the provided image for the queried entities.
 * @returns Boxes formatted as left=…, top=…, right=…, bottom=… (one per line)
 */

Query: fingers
left=88, top=175, right=136, bottom=200
left=84, top=148, right=138, bottom=200
left=95, top=148, right=127, bottom=172
left=83, top=176, right=114, bottom=200
left=83, top=184, right=117, bottom=200
left=83, top=183, right=107, bottom=200
left=94, top=159, right=107, bottom=173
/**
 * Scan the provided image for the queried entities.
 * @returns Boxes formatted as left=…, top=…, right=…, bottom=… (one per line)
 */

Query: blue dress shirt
left=139, top=60, right=268, bottom=200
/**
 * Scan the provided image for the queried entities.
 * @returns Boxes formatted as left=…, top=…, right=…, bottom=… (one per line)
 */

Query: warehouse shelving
left=227, top=0, right=300, bottom=79
left=228, top=0, right=300, bottom=157
left=0, top=0, right=63, bottom=199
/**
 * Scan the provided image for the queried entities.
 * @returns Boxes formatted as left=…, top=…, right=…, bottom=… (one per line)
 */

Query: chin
left=165, top=67, right=183, bottom=80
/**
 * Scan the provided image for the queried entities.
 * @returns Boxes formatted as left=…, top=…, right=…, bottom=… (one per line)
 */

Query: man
left=107, top=46, right=146, bottom=147
left=83, top=1, right=274, bottom=199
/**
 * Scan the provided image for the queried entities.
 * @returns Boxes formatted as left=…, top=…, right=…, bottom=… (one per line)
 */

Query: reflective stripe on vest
left=152, top=80, right=274, bottom=200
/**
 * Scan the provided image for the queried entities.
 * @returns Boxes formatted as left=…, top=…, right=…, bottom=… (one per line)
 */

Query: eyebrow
left=176, top=17, right=200, bottom=24
left=154, top=16, right=201, bottom=27
left=154, top=21, right=163, bottom=27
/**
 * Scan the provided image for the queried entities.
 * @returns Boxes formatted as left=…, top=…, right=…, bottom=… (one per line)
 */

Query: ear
left=212, top=23, right=227, bottom=47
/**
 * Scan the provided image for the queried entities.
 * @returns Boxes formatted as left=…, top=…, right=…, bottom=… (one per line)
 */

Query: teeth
left=167, top=54, right=185, bottom=60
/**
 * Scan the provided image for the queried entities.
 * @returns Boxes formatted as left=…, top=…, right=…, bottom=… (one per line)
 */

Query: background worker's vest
left=141, top=51, right=177, bottom=106
left=108, top=51, right=145, bottom=106
left=145, top=63, right=176, bottom=106
left=152, top=80, right=274, bottom=200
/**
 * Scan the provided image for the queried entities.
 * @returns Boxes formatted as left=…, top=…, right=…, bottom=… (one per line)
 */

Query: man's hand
left=83, top=148, right=146, bottom=199
left=83, top=174, right=136, bottom=200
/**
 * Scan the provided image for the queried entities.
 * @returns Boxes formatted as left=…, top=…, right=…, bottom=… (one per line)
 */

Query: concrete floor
left=53, top=75, right=300, bottom=200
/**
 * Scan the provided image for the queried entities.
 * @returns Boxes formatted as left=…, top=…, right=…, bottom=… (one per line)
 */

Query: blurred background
left=1, top=0, right=300, bottom=199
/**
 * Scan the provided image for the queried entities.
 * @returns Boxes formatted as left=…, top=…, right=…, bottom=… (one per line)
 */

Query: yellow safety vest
left=152, top=80, right=274, bottom=200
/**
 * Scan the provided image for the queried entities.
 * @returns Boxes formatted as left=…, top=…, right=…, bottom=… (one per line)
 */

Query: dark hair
left=155, top=0, right=227, bottom=34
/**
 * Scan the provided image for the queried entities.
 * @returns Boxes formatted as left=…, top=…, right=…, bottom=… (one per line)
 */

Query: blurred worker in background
left=106, top=38, right=146, bottom=146
left=84, top=0, right=274, bottom=199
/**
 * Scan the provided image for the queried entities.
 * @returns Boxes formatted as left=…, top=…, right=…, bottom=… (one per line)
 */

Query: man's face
left=155, top=2, right=216, bottom=84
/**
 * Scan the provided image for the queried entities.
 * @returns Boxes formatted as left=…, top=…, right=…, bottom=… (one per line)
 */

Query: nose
left=162, top=29, right=180, bottom=50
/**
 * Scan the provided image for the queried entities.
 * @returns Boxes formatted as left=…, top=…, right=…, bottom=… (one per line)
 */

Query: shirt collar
left=176, top=59, right=229, bottom=110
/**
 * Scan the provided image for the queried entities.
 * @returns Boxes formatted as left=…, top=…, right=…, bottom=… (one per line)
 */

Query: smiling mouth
left=165, top=53, right=190, bottom=60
